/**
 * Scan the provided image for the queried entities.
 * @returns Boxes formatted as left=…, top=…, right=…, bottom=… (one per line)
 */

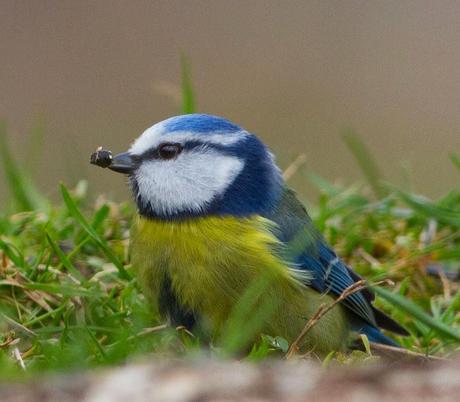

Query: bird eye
left=157, top=143, right=183, bottom=160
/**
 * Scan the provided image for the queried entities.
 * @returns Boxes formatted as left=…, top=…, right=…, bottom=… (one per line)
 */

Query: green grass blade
left=0, top=121, right=48, bottom=211
left=449, top=153, right=460, bottom=172
left=220, top=273, right=278, bottom=355
left=85, top=326, right=108, bottom=361
left=180, top=54, right=196, bottom=114
left=342, top=130, right=386, bottom=199
left=392, top=188, right=460, bottom=228
left=372, top=286, right=460, bottom=342
left=46, top=231, right=85, bottom=282
left=25, top=115, right=46, bottom=175
left=0, top=238, right=25, bottom=268
left=24, top=282, right=105, bottom=297
left=91, top=204, right=110, bottom=229
left=60, top=183, right=131, bottom=280
left=307, top=172, right=342, bottom=197
left=23, top=304, right=67, bottom=327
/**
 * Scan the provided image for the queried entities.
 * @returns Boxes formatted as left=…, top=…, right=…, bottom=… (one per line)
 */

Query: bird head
left=106, top=114, right=284, bottom=219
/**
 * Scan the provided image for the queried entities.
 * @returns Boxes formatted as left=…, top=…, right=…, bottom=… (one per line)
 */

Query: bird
left=92, top=113, right=408, bottom=356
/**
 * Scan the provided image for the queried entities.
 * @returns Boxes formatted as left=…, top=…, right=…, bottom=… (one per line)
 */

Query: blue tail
left=357, top=324, right=401, bottom=347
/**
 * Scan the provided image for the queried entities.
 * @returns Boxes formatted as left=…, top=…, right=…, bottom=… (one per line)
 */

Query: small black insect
left=90, top=147, right=113, bottom=168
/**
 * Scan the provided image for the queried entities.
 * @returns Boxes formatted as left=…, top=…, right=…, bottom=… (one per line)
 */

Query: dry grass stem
left=283, top=154, right=307, bottom=181
left=286, top=279, right=392, bottom=359
left=12, top=347, right=25, bottom=370
left=369, top=342, right=447, bottom=362
left=1, top=313, right=36, bottom=337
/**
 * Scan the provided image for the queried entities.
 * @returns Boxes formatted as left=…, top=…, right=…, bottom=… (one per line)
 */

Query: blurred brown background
left=1, top=1, right=460, bottom=204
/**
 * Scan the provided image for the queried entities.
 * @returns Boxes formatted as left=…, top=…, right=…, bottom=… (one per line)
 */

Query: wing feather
left=264, top=188, right=408, bottom=336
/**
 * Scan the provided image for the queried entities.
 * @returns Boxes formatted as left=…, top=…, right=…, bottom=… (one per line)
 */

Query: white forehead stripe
left=129, top=122, right=248, bottom=156
left=134, top=148, right=244, bottom=215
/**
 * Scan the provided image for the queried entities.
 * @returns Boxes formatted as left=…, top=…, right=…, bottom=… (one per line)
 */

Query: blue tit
left=93, top=114, right=407, bottom=355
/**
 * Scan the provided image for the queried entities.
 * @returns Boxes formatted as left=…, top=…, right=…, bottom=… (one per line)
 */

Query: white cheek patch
left=129, top=123, right=248, bottom=156
left=134, top=148, right=244, bottom=216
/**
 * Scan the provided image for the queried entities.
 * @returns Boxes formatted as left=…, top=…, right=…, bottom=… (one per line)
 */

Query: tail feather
left=358, top=324, right=401, bottom=347
left=372, top=307, right=409, bottom=336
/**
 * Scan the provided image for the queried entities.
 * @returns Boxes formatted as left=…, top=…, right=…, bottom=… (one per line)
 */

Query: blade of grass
left=35, top=325, right=123, bottom=334
left=23, top=303, right=68, bottom=327
left=45, top=232, right=85, bottom=282
left=74, top=203, right=110, bottom=245
left=307, top=172, right=342, bottom=197
left=0, top=121, right=48, bottom=211
left=372, top=286, right=460, bottom=342
left=91, top=204, right=110, bottom=229
left=220, top=273, right=279, bottom=355
left=342, top=130, right=386, bottom=198
left=23, top=282, right=105, bottom=298
left=449, top=153, right=460, bottom=172
left=180, top=54, right=195, bottom=114
left=60, top=183, right=131, bottom=280
left=60, top=204, right=111, bottom=270
left=392, top=188, right=460, bottom=228
left=0, top=238, right=25, bottom=268
left=85, top=326, right=108, bottom=361
left=25, top=115, right=46, bottom=176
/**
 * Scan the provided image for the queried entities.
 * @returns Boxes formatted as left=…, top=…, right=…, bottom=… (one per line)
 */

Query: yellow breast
left=130, top=214, right=298, bottom=326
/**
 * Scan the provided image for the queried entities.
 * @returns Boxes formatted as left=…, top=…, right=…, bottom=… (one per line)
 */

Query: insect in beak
left=90, top=148, right=136, bottom=174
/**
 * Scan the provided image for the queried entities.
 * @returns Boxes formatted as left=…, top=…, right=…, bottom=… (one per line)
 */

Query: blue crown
left=163, top=114, right=243, bottom=134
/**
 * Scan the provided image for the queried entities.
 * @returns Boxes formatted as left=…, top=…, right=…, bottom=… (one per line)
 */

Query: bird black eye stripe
left=137, top=140, right=233, bottom=162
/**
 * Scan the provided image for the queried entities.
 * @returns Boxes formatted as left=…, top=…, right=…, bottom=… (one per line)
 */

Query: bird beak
left=108, top=152, right=136, bottom=174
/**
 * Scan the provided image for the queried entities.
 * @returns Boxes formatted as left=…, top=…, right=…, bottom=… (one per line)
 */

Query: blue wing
left=264, top=188, right=408, bottom=344
left=295, top=241, right=377, bottom=327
